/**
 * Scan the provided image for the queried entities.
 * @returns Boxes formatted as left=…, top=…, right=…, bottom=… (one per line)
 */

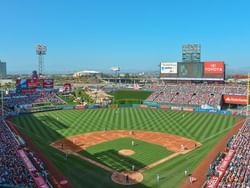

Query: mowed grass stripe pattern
left=12, top=108, right=238, bottom=143
left=12, top=108, right=240, bottom=188
left=81, top=138, right=173, bottom=172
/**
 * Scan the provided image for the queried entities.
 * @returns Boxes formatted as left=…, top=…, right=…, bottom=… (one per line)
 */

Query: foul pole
left=247, top=73, right=250, bottom=116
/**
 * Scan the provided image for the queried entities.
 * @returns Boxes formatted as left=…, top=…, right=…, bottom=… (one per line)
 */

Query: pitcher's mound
left=118, top=149, right=135, bottom=156
left=111, top=171, right=143, bottom=185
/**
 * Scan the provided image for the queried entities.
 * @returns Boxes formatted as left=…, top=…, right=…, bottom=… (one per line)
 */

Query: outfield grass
left=11, top=108, right=239, bottom=188
left=109, top=90, right=152, bottom=104
left=58, top=94, right=78, bottom=105
left=80, top=138, right=173, bottom=172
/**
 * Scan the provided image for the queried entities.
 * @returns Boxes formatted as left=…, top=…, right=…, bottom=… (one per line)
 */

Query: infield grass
left=80, top=137, right=173, bottom=172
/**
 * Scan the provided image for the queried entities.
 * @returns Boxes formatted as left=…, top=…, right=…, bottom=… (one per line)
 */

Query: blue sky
left=0, top=0, right=249, bottom=73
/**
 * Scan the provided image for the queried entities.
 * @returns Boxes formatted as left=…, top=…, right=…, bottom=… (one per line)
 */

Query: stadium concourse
left=145, top=83, right=246, bottom=108
left=0, top=90, right=71, bottom=188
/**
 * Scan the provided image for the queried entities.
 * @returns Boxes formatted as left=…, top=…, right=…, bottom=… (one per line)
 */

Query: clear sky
left=0, top=0, right=249, bottom=74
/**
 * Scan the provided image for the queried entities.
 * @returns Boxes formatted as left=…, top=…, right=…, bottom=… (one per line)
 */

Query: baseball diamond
left=1, top=3, right=250, bottom=188
left=10, top=108, right=242, bottom=188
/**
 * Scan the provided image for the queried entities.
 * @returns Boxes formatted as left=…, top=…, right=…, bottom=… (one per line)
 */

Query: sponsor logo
left=205, top=64, right=223, bottom=72
left=204, top=62, right=224, bottom=74
left=224, top=95, right=247, bottom=104
left=161, top=62, right=177, bottom=74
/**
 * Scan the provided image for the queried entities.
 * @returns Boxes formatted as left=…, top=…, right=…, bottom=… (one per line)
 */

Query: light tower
left=182, top=44, right=201, bottom=63
left=111, top=67, right=120, bottom=85
left=36, top=44, right=47, bottom=76
left=111, top=67, right=120, bottom=77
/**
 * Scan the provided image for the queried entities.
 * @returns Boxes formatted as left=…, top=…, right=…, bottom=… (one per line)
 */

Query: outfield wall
left=194, top=108, right=232, bottom=115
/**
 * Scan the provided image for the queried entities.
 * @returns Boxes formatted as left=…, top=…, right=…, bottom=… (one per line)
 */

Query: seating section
left=205, top=117, right=250, bottom=188
left=218, top=118, right=250, bottom=187
left=3, top=91, right=66, bottom=113
left=0, top=119, right=51, bottom=188
left=145, top=84, right=246, bottom=108
left=0, top=120, right=35, bottom=187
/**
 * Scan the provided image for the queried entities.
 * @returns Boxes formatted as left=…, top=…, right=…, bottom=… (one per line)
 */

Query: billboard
left=223, top=95, right=247, bottom=105
left=27, top=79, right=38, bottom=88
left=16, top=79, right=21, bottom=88
left=63, top=83, right=72, bottom=92
left=16, top=79, right=54, bottom=92
left=16, top=79, right=28, bottom=89
left=204, top=62, right=224, bottom=78
left=160, top=62, right=225, bottom=81
left=160, top=62, right=177, bottom=74
left=178, top=62, right=203, bottom=78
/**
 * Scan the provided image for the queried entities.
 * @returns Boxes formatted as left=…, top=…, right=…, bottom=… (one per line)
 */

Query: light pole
left=111, top=67, right=120, bottom=87
left=1, top=88, right=3, bottom=118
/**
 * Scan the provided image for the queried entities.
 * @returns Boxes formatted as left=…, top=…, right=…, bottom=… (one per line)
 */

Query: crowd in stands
left=0, top=89, right=61, bottom=187
left=217, top=118, right=250, bottom=187
left=3, top=91, right=66, bottom=114
left=145, top=84, right=247, bottom=108
left=26, top=150, right=49, bottom=179
left=32, top=91, right=65, bottom=105
left=0, top=119, right=52, bottom=187
left=205, top=117, right=250, bottom=188
left=0, top=120, right=35, bottom=187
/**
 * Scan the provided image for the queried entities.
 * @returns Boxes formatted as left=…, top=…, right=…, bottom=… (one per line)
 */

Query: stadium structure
left=0, top=44, right=249, bottom=188
left=73, top=70, right=100, bottom=78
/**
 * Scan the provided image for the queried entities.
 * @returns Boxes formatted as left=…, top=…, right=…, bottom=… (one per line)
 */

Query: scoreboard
left=178, top=62, right=203, bottom=78
left=16, top=79, right=54, bottom=93
left=160, top=61, right=225, bottom=81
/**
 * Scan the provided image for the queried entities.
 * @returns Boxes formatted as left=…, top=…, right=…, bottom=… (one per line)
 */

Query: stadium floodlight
left=111, top=67, right=121, bottom=86
left=36, top=44, right=47, bottom=76
left=111, top=67, right=120, bottom=72
left=182, top=44, right=201, bottom=63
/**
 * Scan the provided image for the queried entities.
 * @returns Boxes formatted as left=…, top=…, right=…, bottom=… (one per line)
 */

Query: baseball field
left=109, top=90, right=153, bottom=104
left=10, top=107, right=240, bottom=188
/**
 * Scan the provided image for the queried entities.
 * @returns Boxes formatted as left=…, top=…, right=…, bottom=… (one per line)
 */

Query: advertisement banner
left=17, top=149, right=37, bottom=172
left=16, top=79, right=28, bottom=89
left=42, top=79, right=54, bottom=88
left=27, top=79, right=38, bottom=88
left=204, top=62, right=224, bottom=74
left=183, top=107, right=193, bottom=112
left=34, top=177, right=49, bottom=188
left=21, top=88, right=36, bottom=94
left=64, top=83, right=72, bottom=92
left=206, top=176, right=220, bottom=188
left=194, top=108, right=232, bottom=115
left=16, top=79, right=21, bottom=88
left=223, top=95, right=247, bottom=105
left=161, top=62, right=177, bottom=74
